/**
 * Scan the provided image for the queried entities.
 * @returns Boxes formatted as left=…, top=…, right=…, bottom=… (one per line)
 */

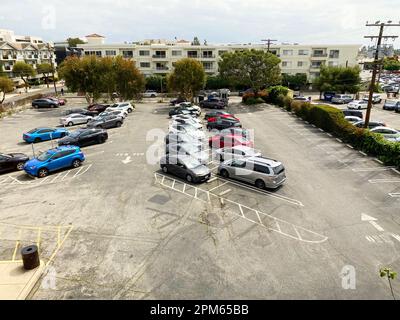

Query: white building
left=77, top=35, right=361, bottom=81
left=0, top=29, right=56, bottom=85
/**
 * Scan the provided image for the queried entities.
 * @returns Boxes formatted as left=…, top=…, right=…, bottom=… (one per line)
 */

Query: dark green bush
left=266, top=85, right=289, bottom=103
left=275, top=99, right=400, bottom=168
left=244, top=97, right=265, bottom=105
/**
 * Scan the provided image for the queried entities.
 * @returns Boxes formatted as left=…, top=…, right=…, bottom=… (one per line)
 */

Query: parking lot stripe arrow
left=122, top=156, right=132, bottom=164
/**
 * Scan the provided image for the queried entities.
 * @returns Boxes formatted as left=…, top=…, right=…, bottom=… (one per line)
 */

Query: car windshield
left=273, top=164, right=285, bottom=175
left=386, top=100, right=397, bottom=105
left=37, top=151, right=53, bottom=161
left=69, top=130, right=83, bottom=138
left=27, top=128, right=38, bottom=134
left=181, top=157, right=202, bottom=169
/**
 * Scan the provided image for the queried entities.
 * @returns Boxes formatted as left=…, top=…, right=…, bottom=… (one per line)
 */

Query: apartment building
left=77, top=35, right=360, bottom=81
left=0, top=29, right=56, bottom=84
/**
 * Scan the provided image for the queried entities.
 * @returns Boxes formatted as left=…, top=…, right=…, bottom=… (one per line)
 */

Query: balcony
left=26, top=55, right=38, bottom=59
left=152, top=54, right=167, bottom=59
left=329, top=54, right=340, bottom=59
left=155, top=66, right=169, bottom=71
left=311, top=53, right=328, bottom=58
left=201, top=55, right=215, bottom=59
left=1, top=54, right=17, bottom=60
left=2, top=65, right=12, bottom=71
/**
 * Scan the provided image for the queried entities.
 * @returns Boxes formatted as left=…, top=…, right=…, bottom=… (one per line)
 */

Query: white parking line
left=359, top=150, right=367, bottom=156
left=368, top=179, right=400, bottom=184
left=366, top=235, right=375, bottom=243
left=38, top=176, right=50, bottom=185
left=374, top=158, right=384, bottom=164
left=218, top=188, right=231, bottom=196
left=352, top=166, right=395, bottom=172
left=389, top=193, right=400, bottom=198
left=336, top=138, right=343, bottom=143
left=370, top=221, right=385, bottom=232
left=392, top=168, right=400, bottom=175
left=208, top=181, right=228, bottom=192
left=207, top=177, right=218, bottom=183
left=346, top=144, right=354, bottom=149
left=50, top=172, right=62, bottom=183
left=391, top=234, right=400, bottom=242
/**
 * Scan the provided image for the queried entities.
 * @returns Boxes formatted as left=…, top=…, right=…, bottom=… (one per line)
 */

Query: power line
left=261, top=39, right=277, bottom=53
left=363, top=21, right=399, bottom=129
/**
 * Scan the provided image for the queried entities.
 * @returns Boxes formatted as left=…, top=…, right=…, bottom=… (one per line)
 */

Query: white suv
left=143, top=90, right=158, bottom=98
left=106, top=102, right=134, bottom=113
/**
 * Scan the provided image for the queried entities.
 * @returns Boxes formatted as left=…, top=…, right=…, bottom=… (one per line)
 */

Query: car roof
left=245, top=156, right=281, bottom=167
left=371, top=126, right=397, bottom=131
left=229, top=145, right=255, bottom=152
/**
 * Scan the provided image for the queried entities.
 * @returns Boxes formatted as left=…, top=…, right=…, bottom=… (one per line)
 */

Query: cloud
left=0, top=0, right=399, bottom=47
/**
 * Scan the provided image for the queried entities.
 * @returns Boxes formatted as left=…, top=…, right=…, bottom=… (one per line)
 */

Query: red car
left=87, top=104, right=110, bottom=113
left=47, top=97, right=66, bottom=105
left=209, top=134, right=253, bottom=148
left=207, top=114, right=239, bottom=123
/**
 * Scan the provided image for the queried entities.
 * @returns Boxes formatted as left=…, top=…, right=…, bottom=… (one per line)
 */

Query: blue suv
left=24, top=146, right=85, bottom=178
left=23, top=127, right=69, bottom=143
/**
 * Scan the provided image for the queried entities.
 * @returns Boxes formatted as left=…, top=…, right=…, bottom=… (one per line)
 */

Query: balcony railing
left=3, top=66, right=12, bottom=71
left=156, top=66, right=169, bottom=70
left=152, top=54, right=167, bottom=59
left=311, top=53, right=327, bottom=57
left=201, top=55, right=215, bottom=59
left=187, top=54, right=198, bottom=58
left=329, top=54, right=339, bottom=59
left=1, top=54, right=17, bottom=60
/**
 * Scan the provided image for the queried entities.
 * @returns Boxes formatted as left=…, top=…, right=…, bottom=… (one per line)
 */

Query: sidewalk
left=0, top=260, right=44, bottom=300
left=4, top=84, right=63, bottom=104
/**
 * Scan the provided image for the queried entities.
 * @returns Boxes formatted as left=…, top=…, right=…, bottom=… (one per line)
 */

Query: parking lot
left=0, top=96, right=400, bottom=299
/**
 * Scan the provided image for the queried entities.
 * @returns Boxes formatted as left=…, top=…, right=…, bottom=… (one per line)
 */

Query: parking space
left=1, top=97, right=400, bottom=299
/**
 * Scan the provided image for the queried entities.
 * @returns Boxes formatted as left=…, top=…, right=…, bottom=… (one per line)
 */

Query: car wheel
left=38, top=168, right=48, bottom=178
left=128, top=108, right=133, bottom=113
left=151, top=95, right=155, bottom=98
left=220, top=169, right=229, bottom=178
left=34, top=138, right=41, bottom=143
left=16, top=162, right=25, bottom=171
left=219, top=155, right=224, bottom=162
left=358, top=106, right=361, bottom=110
left=186, top=174, right=193, bottom=183
left=71, top=159, right=81, bottom=168
left=116, top=121, right=122, bottom=127
left=255, top=179, right=265, bottom=189
left=86, top=119, right=90, bottom=123
left=162, top=165, right=168, bottom=173
left=68, top=121, right=73, bottom=126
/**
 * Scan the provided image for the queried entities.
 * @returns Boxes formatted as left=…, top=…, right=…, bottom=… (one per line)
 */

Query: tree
left=58, top=55, right=106, bottom=103
left=113, top=56, right=145, bottom=100
left=219, top=49, right=281, bottom=96
left=313, top=65, right=361, bottom=98
left=380, top=267, right=397, bottom=300
left=191, top=37, right=200, bottom=46
left=167, top=58, right=206, bottom=100
left=0, top=76, right=14, bottom=104
left=205, top=75, right=232, bottom=90
left=58, top=55, right=145, bottom=103
left=146, top=75, right=167, bottom=92
left=12, top=62, right=35, bottom=92
left=67, top=37, right=86, bottom=48
left=36, top=63, right=54, bottom=88
left=383, top=57, right=400, bottom=71
left=282, top=73, right=308, bottom=90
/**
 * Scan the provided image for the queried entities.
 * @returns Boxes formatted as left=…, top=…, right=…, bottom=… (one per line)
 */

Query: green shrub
left=274, top=99, right=400, bottom=168
left=266, top=85, right=289, bottom=103
left=244, top=97, right=265, bottom=105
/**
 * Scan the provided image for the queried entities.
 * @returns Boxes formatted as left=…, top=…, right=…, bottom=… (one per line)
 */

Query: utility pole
left=261, top=38, right=277, bottom=53
left=363, top=21, right=399, bottom=128
left=47, top=43, right=58, bottom=95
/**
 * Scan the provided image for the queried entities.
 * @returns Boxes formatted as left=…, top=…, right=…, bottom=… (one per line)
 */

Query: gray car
left=87, top=114, right=124, bottom=129
left=166, top=143, right=208, bottom=164
left=218, top=156, right=286, bottom=189
left=160, top=155, right=211, bottom=183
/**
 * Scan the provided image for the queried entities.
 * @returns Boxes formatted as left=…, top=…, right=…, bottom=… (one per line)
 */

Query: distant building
left=54, top=41, right=83, bottom=65
left=76, top=34, right=361, bottom=81
left=0, top=29, right=56, bottom=85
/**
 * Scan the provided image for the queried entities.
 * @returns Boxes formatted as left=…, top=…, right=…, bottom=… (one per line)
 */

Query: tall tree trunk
left=45, top=74, right=49, bottom=88
left=21, top=77, right=28, bottom=93
left=0, top=92, right=5, bottom=104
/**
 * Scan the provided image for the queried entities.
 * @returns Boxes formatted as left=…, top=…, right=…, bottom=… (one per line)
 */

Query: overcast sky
left=1, top=0, right=399, bottom=47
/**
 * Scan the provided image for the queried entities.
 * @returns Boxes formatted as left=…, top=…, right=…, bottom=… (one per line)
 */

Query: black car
left=0, top=152, right=29, bottom=173
left=199, top=98, right=226, bottom=109
left=32, top=98, right=59, bottom=108
left=169, top=107, right=198, bottom=117
left=87, top=115, right=124, bottom=129
left=207, top=118, right=241, bottom=130
left=58, top=128, right=108, bottom=147
left=170, top=97, right=186, bottom=106
left=65, top=108, right=98, bottom=117
left=87, top=104, right=110, bottom=113
left=204, top=111, right=232, bottom=120
left=342, top=109, right=363, bottom=119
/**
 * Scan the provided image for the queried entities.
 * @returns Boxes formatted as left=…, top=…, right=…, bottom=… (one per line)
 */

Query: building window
left=202, top=51, right=214, bottom=58
left=282, top=50, right=293, bottom=56
left=106, top=50, right=116, bottom=56
left=312, top=49, right=326, bottom=57
left=311, top=61, right=324, bottom=68
left=202, top=62, right=213, bottom=70
left=187, top=51, right=198, bottom=58
left=153, top=50, right=166, bottom=58
left=282, top=61, right=292, bottom=67
left=297, top=61, right=306, bottom=67
left=140, top=62, right=150, bottom=68
left=139, top=50, right=150, bottom=56
left=329, top=50, right=340, bottom=58
left=172, top=50, right=182, bottom=56
left=122, top=50, right=133, bottom=58
left=298, top=50, right=309, bottom=56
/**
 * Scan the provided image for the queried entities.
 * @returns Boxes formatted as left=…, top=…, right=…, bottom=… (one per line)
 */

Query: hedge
left=275, top=97, right=400, bottom=168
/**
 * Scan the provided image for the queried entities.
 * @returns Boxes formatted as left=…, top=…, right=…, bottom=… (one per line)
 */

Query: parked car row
left=32, top=97, right=66, bottom=108
left=161, top=105, right=287, bottom=190
left=2, top=101, right=134, bottom=178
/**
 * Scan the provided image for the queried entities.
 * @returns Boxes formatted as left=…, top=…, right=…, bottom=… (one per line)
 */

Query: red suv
left=209, top=134, right=253, bottom=148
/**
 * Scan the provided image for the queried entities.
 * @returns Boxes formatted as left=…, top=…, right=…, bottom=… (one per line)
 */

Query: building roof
left=85, top=33, right=105, bottom=38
